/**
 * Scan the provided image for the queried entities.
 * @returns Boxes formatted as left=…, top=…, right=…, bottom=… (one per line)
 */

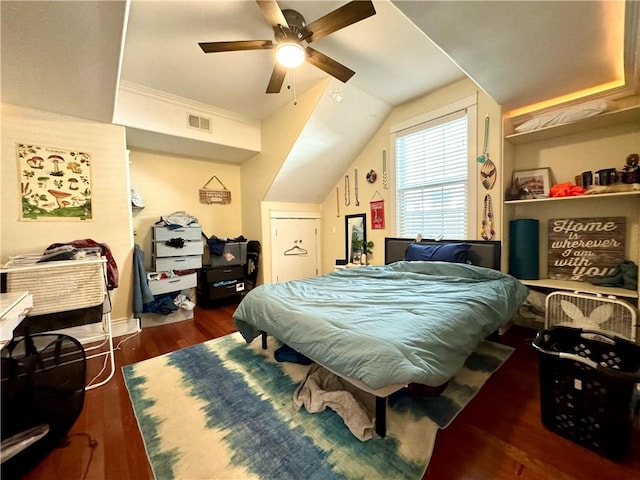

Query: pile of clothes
left=42, top=239, right=118, bottom=290
left=590, top=260, right=638, bottom=291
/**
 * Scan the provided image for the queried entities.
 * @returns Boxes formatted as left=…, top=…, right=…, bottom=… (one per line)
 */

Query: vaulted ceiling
left=2, top=1, right=638, bottom=161
left=119, top=0, right=467, bottom=122
left=4, top=1, right=637, bottom=122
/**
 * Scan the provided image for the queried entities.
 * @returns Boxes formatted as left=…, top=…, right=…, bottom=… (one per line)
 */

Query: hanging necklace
left=354, top=167, right=360, bottom=206
left=344, top=175, right=351, bottom=206
left=480, top=194, right=495, bottom=240
left=382, top=150, right=388, bottom=189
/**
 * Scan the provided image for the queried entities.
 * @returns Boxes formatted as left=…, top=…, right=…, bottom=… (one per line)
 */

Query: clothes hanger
left=284, top=243, right=308, bottom=255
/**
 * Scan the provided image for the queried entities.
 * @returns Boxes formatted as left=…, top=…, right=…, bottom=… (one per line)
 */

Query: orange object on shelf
left=550, top=182, right=585, bottom=197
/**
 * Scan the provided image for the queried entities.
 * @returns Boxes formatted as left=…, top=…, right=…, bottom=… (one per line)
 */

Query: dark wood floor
left=20, top=302, right=640, bottom=480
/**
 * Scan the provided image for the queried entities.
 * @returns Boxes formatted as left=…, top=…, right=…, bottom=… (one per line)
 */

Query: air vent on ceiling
left=187, top=113, right=211, bottom=132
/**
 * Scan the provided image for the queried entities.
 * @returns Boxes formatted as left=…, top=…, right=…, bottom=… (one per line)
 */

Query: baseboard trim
left=140, top=308, right=194, bottom=328
left=46, top=316, right=140, bottom=346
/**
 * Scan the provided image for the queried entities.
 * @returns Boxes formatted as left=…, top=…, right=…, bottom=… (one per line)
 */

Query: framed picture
left=512, top=168, right=551, bottom=199
left=16, top=142, right=93, bottom=221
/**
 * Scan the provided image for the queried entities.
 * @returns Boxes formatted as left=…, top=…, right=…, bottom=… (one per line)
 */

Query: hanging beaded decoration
left=382, top=150, right=388, bottom=189
left=344, top=175, right=351, bottom=206
left=480, top=193, right=495, bottom=240
left=354, top=167, right=360, bottom=206
left=481, top=156, right=496, bottom=190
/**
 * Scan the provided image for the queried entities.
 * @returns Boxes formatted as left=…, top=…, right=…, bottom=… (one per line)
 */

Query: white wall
left=241, top=80, right=328, bottom=285
left=129, top=149, right=243, bottom=270
left=115, top=82, right=261, bottom=156
left=1, top=103, right=134, bottom=326
left=320, top=78, right=503, bottom=273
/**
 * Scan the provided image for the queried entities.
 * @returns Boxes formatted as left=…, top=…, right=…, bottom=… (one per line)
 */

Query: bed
left=232, top=237, right=528, bottom=436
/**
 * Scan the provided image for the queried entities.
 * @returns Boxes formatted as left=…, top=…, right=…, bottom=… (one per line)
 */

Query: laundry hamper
left=3, top=255, right=106, bottom=316
left=532, top=327, right=640, bottom=459
left=1, top=254, right=115, bottom=390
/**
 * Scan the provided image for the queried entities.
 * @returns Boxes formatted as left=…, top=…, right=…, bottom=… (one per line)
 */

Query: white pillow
left=514, top=99, right=616, bottom=133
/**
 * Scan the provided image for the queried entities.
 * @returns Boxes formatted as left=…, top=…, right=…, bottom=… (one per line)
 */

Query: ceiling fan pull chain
left=292, top=70, right=298, bottom=106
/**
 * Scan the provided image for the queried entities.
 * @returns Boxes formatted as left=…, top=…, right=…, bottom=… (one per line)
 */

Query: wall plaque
left=548, top=217, right=626, bottom=282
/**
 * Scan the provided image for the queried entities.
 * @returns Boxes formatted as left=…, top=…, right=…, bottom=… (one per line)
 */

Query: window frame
left=389, top=95, right=478, bottom=240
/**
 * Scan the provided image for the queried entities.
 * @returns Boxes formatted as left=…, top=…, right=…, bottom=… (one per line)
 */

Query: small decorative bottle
left=360, top=251, right=367, bottom=265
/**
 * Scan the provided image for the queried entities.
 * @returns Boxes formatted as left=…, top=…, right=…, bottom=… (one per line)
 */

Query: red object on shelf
left=550, top=182, right=585, bottom=198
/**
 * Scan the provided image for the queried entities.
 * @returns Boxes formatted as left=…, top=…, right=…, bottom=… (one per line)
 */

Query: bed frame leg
left=375, top=396, right=387, bottom=438
left=261, top=331, right=267, bottom=350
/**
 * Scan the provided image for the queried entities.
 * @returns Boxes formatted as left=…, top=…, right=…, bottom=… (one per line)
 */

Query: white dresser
left=150, top=224, right=203, bottom=295
left=151, top=224, right=204, bottom=273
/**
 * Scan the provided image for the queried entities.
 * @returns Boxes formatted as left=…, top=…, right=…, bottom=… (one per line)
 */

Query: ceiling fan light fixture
left=276, top=42, right=305, bottom=69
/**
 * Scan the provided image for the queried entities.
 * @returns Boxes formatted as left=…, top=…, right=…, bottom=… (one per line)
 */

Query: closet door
left=271, top=217, right=319, bottom=283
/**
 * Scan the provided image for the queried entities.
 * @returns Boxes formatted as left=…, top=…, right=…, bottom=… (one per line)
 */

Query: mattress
left=233, top=261, right=528, bottom=390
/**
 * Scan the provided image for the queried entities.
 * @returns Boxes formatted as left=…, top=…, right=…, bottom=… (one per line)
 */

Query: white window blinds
left=395, top=110, right=468, bottom=239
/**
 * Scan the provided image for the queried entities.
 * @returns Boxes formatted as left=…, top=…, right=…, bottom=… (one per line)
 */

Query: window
left=393, top=100, right=476, bottom=240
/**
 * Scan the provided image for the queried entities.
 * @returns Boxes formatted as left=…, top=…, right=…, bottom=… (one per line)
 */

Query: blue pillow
left=405, top=242, right=471, bottom=263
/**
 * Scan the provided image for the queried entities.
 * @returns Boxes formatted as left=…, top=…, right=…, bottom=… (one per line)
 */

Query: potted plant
left=352, top=239, right=374, bottom=258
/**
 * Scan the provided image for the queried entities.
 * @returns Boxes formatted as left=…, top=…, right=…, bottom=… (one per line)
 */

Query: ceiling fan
left=198, top=0, right=376, bottom=94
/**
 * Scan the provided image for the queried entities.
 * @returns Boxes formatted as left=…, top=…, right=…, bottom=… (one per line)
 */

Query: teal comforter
left=233, top=261, right=528, bottom=390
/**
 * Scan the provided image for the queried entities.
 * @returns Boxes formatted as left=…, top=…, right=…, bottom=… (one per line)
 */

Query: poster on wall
left=370, top=199, right=385, bottom=229
left=548, top=217, right=625, bottom=282
left=16, top=143, right=92, bottom=221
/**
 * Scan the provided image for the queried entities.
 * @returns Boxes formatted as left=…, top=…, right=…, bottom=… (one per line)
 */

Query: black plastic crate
left=532, top=327, right=640, bottom=460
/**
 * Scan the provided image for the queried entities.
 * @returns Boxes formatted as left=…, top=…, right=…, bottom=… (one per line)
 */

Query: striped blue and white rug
left=123, top=332, right=513, bottom=479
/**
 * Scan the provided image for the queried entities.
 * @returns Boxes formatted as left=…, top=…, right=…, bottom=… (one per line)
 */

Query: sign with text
left=370, top=200, right=385, bottom=229
left=548, top=217, right=626, bottom=282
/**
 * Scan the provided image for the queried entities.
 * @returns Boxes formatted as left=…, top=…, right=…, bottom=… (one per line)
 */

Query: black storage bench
left=198, top=240, right=248, bottom=308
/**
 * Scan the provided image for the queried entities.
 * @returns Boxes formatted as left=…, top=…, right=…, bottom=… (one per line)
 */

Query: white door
left=271, top=217, right=319, bottom=282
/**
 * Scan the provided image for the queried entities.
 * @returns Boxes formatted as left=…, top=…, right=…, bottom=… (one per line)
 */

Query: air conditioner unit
left=545, top=291, right=637, bottom=342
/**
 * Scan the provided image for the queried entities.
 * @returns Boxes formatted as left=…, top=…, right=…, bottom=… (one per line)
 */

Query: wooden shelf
left=505, top=190, right=640, bottom=205
left=503, top=102, right=640, bottom=305
left=519, top=278, right=638, bottom=299
left=505, top=105, right=640, bottom=145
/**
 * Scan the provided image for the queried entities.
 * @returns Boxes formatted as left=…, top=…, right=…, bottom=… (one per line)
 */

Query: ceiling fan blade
left=266, top=63, right=287, bottom=94
left=199, top=40, right=274, bottom=53
left=305, top=47, right=355, bottom=83
left=304, top=0, right=376, bottom=43
left=256, top=0, right=288, bottom=27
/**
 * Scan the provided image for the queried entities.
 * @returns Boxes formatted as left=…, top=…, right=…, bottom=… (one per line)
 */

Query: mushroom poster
left=17, top=143, right=92, bottom=221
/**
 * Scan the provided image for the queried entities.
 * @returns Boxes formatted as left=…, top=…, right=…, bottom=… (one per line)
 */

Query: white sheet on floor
left=293, top=364, right=377, bottom=441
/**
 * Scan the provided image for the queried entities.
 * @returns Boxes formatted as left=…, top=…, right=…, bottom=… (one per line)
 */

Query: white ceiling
left=119, top=0, right=466, bottom=122
left=394, top=0, right=633, bottom=115
left=2, top=0, right=637, bottom=142
left=1, top=0, right=127, bottom=123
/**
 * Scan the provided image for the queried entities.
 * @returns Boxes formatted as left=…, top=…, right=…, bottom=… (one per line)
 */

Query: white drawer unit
left=153, top=225, right=202, bottom=242
left=152, top=223, right=203, bottom=272
left=154, top=255, right=202, bottom=272
left=148, top=272, right=198, bottom=296
left=154, top=241, right=204, bottom=258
